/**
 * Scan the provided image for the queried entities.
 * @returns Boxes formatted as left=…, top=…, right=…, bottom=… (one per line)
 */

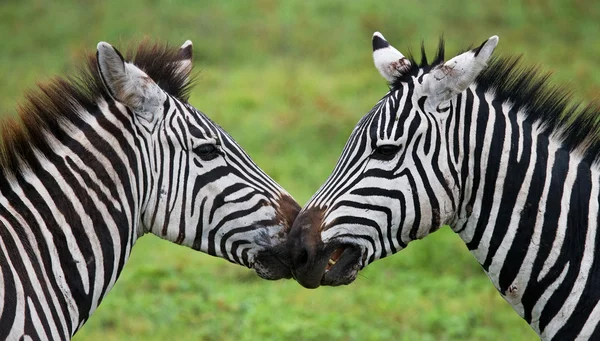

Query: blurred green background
left=1, top=1, right=599, bottom=340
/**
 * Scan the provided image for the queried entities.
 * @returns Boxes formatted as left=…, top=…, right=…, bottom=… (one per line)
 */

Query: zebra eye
left=372, top=144, right=400, bottom=160
left=194, top=143, right=219, bottom=161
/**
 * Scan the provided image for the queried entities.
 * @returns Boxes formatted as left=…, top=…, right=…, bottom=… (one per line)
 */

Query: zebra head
left=96, top=41, right=300, bottom=280
left=288, top=33, right=498, bottom=288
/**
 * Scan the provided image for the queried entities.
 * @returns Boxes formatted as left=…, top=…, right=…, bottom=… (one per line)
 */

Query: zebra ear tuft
left=175, top=40, right=193, bottom=77
left=97, top=41, right=166, bottom=113
left=372, top=32, right=411, bottom=83
left=423, top=35, right=499, bottom=104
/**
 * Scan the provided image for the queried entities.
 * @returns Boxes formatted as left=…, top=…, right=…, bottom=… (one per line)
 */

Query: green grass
left=1, top=1, right=599, bottom=340
left=79, top=230, right=528, bottom=341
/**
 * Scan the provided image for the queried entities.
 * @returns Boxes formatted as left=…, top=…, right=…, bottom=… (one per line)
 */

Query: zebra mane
left=0, top=40, right=196, bottom=173
left=476, top=57, right=600, bottom=162
left=391, top=38, right=600, bottom=163
left=390, top=37, right=447, bottom=84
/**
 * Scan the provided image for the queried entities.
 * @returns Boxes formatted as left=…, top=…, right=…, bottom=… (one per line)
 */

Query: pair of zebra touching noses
left=1, top=31, right=599, bottom=340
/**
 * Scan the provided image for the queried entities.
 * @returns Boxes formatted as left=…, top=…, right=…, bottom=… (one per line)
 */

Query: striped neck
left=0, top=100, right=148, bottom=338
left=451, top=86, right=600, bottom=339
left=61, top=102, right=148, bottom=333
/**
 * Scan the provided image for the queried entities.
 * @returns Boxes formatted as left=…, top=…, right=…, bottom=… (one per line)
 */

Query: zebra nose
left=276, top=194, right=301, bottom=230
left=289, top=227, right=323, bottom=288
left=290, top=229, right=313, bottom=269
left=288, top=207, right=327, bottom=289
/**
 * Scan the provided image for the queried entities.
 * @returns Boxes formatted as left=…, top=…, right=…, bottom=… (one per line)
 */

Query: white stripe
left=27, top=296, right=49, bottom=341
left=0, top=253, right=4, bottom=320
left=8, top=176, right=74, bottom=337
left=487, top=119, right=538, bottom=293
left=505, top=134, right=558, bottom=318
left=466, top=93, right=508, bottom=260
left=544, top=170, right=599, bottom=340
left=33, top=139, right=118, bottom=317
left=0, top=211, right=63, bottom=340
left=0, top=219, right=34, bottom=340
left=576, top=302, right=600, bottom=340
left=453, top=92, right=469, bottom=231
left=513, top=102, right=524, bottom=162
left=539, top=157, right=579, bottom=280
left=535, top=263, right=570, bottom=338
left=379, top=100, right=388, bottom=139
left=459, top=88, right=484, bottom=242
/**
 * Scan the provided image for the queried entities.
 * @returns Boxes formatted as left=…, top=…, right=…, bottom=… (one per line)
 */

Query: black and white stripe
left=0, top=40, right=299, bottom=340
left=289, top=32, right=600, bottom=340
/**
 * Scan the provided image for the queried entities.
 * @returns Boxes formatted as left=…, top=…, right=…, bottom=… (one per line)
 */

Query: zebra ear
left=373, top=32, right=411, bottom=83
left=423, top=36, right=499, bottom=104
left=96, top=42, right=166, bottom=113
left=174, top=40, right=193, bottom=77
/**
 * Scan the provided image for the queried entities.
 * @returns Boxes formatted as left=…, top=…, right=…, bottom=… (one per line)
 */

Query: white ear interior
left=96, top=42, right=166, bottom=112
left=97, top=42, right=127, bottom=100
left=423, top=35, right=499, bottom=103
left=174, top=40, right=193, bottom=77
left=475, top=36, right=499, bottom=60
left=372, top=32, right=411, bottom=82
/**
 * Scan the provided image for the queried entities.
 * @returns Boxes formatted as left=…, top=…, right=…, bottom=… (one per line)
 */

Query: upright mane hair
left=0, top=41, right=195, bottom=175
left=390, top=38, right=600, bottom=164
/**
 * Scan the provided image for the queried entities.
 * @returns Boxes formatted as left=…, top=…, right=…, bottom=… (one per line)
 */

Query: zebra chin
left=320, top=243, right=363, bottom=287
left=248, top=194, right=301, bottom=280
left=292, top=241, right=364, bottom=289
left=251, top=244, right=294, bottom=280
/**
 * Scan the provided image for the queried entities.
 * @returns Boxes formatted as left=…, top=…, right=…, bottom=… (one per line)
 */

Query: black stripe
left=538, top=162, right=591, bottom=334
left=482, top=101, right=529, bottom=271
left=331, top=200, right=400, bottom=252
left=466, top=88, right=495, bottom=251
left=498, top=135, right=547, bottom=293
left=522, top=147, right=569, bottom=324
left=0, top=206, right=57, bottom=337
left=209, top=199, right=268, bottom=258
left=385, top=95, right=399, bottom=139
left=455, top=92, right=473, bottom=233
left=0, top=225, right=19, bottom=338
left=191, top=197, right=207, bottom=250
left=429, top=103, right=456, bottom=213
left=556, top=184, right=600, bottom=338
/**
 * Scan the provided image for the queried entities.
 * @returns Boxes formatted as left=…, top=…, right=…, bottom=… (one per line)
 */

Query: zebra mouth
left=325, top=246, right=347, bottom=272
left=320, top=244, right=362, bottom=286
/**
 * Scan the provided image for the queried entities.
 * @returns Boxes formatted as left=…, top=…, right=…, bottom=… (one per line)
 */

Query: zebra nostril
left=296, top=249, right=309, bottom=268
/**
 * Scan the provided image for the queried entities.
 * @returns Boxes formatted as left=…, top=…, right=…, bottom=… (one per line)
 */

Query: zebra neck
left=450, top=88, right=600, bottom=339
left=0, top=103, right=148, bottom=337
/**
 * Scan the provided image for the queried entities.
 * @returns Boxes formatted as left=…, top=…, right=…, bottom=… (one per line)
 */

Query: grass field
left=1, top=1, right=599, bottom=340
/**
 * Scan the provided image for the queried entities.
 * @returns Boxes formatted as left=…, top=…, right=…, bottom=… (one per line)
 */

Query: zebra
left=288, top=31, right=600, bottom=340
left=0, top=40, right=300, bottom=340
